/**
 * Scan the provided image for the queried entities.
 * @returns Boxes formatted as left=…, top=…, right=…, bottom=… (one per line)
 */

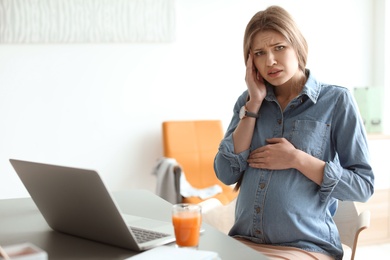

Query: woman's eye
left=275, top=45, right=285, bottom=51
left=254, top=51, right=265, bottom=56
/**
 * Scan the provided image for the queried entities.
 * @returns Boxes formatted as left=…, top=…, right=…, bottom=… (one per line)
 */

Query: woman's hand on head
left=245, top=51, right=267, bottom=104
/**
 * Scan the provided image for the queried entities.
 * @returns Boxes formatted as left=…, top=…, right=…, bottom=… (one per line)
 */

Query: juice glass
left=172, top=203, right=202, bottom=248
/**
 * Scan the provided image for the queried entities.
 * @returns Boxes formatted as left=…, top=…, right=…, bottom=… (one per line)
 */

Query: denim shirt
left=214, top=70, right=374, bottom=260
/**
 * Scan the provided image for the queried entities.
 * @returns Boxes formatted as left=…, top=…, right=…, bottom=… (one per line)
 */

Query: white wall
left=0, top=0, right=385, bottom=199
left=384, top=0, right=390, bottom=133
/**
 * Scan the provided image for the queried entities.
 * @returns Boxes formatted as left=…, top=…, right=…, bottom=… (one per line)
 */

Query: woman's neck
left=274, top=70, right=307, bottom=110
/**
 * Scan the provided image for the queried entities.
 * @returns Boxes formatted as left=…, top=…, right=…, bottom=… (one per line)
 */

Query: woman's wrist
left=293, top=149, right=325, bottom=185
left=245, top=100, right=262, bottom=114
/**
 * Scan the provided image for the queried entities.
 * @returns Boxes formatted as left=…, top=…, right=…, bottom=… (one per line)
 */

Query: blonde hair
left=243, top=6, right=308, bottom=72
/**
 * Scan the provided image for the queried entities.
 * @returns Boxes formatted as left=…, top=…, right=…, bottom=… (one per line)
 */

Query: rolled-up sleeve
left=214, top=133, right=250, bottom=185
left=319, top=160, right=343, bottom=202
left=320, top=158, right=374, bottom=202
left=319, top=89, right=374, bottom=202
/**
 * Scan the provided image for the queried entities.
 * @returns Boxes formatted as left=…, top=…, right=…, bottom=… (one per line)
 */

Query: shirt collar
left=265, top=69, right=321, bottom=104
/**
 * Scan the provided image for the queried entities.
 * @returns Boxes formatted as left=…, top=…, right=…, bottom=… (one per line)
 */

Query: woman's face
left=251, top=30, right=300, bottom=87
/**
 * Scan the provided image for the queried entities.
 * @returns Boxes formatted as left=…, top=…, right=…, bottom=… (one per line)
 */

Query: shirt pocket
left=288, top=120, right=330, bottom=159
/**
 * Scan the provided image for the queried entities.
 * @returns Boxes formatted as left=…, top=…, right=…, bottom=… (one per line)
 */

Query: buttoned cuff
left=218, top=134, right=250, bottom=174
left=319, top=161, right=342, bottom=202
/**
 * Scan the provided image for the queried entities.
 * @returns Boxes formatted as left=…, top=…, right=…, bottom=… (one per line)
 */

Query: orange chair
left=162, top=120, right=237, bottom=205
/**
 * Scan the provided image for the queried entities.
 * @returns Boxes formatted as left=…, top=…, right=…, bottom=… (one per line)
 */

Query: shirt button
left=290, top=105, right=295, bottom=108
left=277, top=119, right=282, bottom=124
left=260, top=183, right=266, bottom=189
left=256, top=206, right=261, bottom=213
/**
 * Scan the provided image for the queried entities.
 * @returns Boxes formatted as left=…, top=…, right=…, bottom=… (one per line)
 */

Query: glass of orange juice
left=172, top=203, right=202, bottom=249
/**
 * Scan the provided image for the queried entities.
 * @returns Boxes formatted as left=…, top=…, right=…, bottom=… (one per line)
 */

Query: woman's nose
left=266, top=52, right=277, bottom=66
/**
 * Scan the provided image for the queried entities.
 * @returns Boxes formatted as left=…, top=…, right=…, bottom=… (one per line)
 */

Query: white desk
left=0, top=189, right=267, bottom=259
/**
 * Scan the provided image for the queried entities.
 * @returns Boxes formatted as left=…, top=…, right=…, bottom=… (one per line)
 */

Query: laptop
left=9, top=159, right=176, bottom=251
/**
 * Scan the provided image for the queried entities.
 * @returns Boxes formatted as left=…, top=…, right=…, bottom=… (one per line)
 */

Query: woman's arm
left=247, top=137, right=325, bottom=185
left=323, top=90, right=374, bottom=202
left=233, top=52, right=266, bottom=154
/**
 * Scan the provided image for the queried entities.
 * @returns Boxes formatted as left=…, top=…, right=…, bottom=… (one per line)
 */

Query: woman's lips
left=267, top=69, right=282, bottom=78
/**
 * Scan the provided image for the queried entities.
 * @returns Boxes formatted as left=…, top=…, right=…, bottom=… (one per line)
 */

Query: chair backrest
left=162, top=120, right=237, bottom=204
left=333, top=200, right=371, bottom=260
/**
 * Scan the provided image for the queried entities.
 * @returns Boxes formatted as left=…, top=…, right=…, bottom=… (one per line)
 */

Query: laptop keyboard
left=130, top=226, right=170, bottom=244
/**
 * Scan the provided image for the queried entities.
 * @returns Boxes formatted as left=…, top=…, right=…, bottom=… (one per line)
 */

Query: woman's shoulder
left=308, top=71, right=351, bottom=95
left=320, top=83, right=350, bottom=94
left=306, top=71, right=355, bottom=105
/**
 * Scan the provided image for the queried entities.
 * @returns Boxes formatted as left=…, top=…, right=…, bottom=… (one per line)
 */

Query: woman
left=214, top=5, right=374, bottom=260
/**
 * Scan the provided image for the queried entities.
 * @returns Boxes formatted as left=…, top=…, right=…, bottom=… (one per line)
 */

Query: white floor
left=354, top=243, right=390, bottom=260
